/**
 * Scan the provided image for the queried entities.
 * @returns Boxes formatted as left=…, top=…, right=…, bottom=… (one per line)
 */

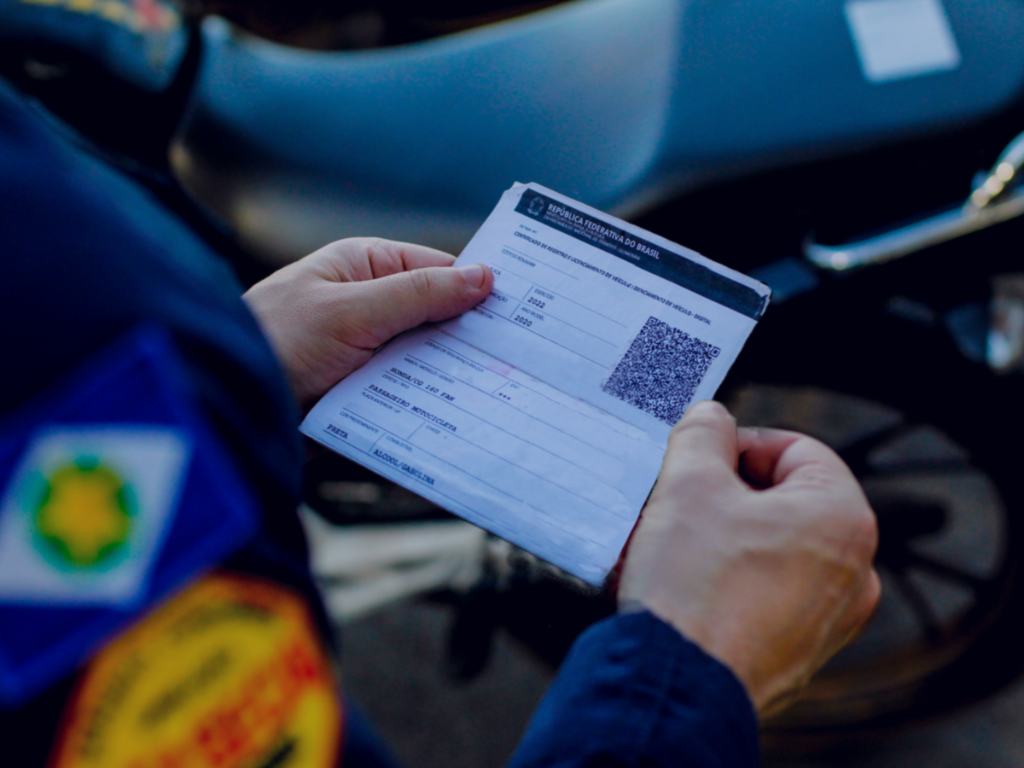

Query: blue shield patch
left=0, top=326, right=259, bottom=706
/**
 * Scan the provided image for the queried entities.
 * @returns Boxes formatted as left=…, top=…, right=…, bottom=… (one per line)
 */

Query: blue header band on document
left=301, top=183, right=770, bottom=585
left=514, top=188, right=769, bottom=320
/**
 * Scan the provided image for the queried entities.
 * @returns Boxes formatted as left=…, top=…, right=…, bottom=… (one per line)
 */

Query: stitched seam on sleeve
left=627, top=614, right=681, bottom=761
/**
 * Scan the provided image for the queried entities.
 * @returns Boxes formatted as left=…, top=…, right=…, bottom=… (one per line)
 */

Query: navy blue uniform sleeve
left=0, top=76, right=302, bottom=515
left=509, top=610, right=759, bottom=768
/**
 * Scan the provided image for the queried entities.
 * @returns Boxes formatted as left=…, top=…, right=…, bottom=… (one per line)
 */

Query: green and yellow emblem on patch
left=33, top=458, right=137, bottom=570
left=0, top=427, right=189, bottom=607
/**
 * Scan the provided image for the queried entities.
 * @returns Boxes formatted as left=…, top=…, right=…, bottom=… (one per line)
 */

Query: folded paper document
left=301, top=183, right=770, bottom=585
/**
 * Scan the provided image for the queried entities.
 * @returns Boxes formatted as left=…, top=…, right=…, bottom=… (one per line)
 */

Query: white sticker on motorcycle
left=845, top=0, right=961, bottom=83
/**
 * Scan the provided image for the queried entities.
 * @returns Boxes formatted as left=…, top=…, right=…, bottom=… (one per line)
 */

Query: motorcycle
left=5, top=0, right=1024, bottom=751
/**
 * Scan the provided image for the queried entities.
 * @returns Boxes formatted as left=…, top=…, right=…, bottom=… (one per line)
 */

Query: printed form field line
left=408, top=339, right=638, bottom=446
left=472, top=305, right=612, bottom=369
left=359, top=379, right=623, bottom=506
left=322, top=422, right=607, bottom=552
left=356, top=421, right=609, bottom=548
left=337, top=411, right=519, bottom=506
left=399, top=356, right=616, bottom=482
left=490, top=277, right=626, bottom=329
left=500, top=245, right=579, bottom=280
left=319, top=425, right=489, bottom=516
left=490, top=287, right=620, bottom=349
left=334, top=409, right=621, bottom=537
left=495, top=258, right=627, bottom=328
left=404, top=342, right=648, bottom=446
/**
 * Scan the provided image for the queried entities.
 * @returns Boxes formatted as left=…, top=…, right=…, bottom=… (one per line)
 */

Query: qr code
left=602, top=317, right=721, bottom=425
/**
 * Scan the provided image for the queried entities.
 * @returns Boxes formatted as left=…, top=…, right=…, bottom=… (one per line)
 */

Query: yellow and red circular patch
left=49, top=574, right=343, bottom=768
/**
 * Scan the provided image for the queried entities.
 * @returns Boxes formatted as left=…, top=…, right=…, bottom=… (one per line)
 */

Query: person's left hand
left=243, top=237, right=493, bottom=411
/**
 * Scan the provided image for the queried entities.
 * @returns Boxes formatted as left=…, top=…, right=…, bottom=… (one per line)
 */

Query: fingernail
left=688, top=400, right=727, bottom=417
left=458, top=263, right=487, bottom=289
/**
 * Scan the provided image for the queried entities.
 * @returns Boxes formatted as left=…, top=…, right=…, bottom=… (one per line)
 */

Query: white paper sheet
left=302, top=183, right=770, bottom=584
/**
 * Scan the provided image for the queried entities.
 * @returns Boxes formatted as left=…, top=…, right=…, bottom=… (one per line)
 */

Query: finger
left=368, top=240, right=457, bottom=275
left=310, top=238, right=457, bottom=282
left=663, top=401, right=740, bottom=478
left=736, top=426, right=803, bottom=487
left=346, top=264, right=493, bottom=345
left=738, top=426, right=852, bottom=489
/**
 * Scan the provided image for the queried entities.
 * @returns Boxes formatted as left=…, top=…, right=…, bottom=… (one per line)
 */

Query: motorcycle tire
left=726, top=291, right=1024, bottom=751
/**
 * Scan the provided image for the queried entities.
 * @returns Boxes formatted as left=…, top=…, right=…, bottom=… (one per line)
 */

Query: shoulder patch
left=0, top=327, right=259, bottom=706
left=0, top=426, right=189, bottom=605
left=49, top=574, right=342, bottom=768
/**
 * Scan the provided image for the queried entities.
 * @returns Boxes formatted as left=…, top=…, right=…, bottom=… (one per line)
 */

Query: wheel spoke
left=902, top=549, right=989, bottom=591
left=868, top=457, right=974, bottom=478
left=887, top=565, right=944, bottom=643
left=837, top=422, right=915, bottom=476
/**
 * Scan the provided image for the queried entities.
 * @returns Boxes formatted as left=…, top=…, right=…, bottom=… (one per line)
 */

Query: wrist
left=617, top=592, right=763, bottom=713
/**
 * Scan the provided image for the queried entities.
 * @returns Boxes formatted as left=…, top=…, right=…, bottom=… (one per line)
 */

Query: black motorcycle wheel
left=724, top=301, right=1024, bottom=750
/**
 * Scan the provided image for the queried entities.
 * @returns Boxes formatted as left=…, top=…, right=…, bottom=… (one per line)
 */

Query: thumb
left=663, top=400, right=740, bottom=478
left=349, top=264, right=493, bottom=345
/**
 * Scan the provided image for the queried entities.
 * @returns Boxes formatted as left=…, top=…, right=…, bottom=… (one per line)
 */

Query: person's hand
left=243, top=237, right=493, bottom=410
left=618, top=401, right=880, bottom=718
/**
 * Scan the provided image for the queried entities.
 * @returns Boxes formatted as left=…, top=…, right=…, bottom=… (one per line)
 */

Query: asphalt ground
left=338, top=596, right=1024, bottom=768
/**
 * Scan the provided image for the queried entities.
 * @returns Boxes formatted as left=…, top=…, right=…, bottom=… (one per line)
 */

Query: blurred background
left=7, top=0, right=1024, bottom=763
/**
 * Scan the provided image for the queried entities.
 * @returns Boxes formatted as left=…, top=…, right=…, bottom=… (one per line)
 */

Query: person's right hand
left=618, top=401, right=880, bottom=718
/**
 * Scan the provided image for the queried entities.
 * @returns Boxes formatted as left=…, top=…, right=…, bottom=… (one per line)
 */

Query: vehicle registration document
left=301, top=183, right=770, bottom=585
